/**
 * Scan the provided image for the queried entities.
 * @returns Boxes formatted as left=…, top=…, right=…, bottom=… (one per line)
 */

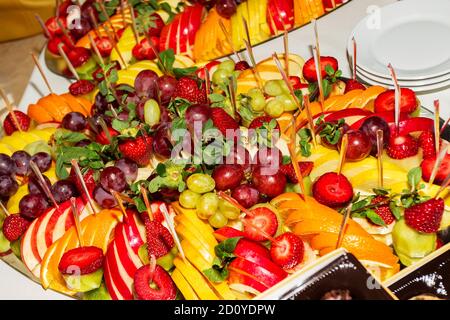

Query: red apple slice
left=228, top=270, right=269, bottom=295
left=21, top=218, right=41, bottom=275
left=267, top=0, right=295, bottom=35
left=234, top=238, right=271, bottom=260
left=104, top=240, right=134, bottom=300
left=229, top=257, right=287, bottom=288
left=213, top=226, right=245, bottom=242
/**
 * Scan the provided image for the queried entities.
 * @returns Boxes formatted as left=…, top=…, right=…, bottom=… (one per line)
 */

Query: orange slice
left=327, top=89, right=364, bottom=111
left=27, top=104, right=54, bottom=123
left=60, top=93, right=89, bottom=116
left=349, top=86, right=386, bottom=109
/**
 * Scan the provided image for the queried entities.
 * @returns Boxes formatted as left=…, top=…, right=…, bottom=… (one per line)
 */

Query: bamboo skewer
left=34, top=14, right=52, bottom=38
left=29, top=161, right=60, bottom=209
left=31, top=53, right=54, bottom=94
left=70, top=197, right=85, bottom=247
left=103, top=24, right=127, bottom=68
left=219, top=20, right=242, bottom=61
left=376, top=129, right=384, bottom=189
left=336, top=203, right=352, bottom=249
left=312, top=46, right=324, bottom=111
left=283, top=31, right=290, bottom=77
left=337, top=134, right=348, bottom=175
left=71, top=160, right=97, bottom=215
left=387, top=63, right=400, bottom=134
left=0, top=88, right=22, bottom=132
left=57, top=44, right=80, bottom=81
left=434, top=100, right=440, bottom=156
left=0, top=201, right=10, bottom=217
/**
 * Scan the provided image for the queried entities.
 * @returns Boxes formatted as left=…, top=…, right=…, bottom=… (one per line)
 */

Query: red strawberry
left=386, top=134, right=418, bottom=159
left=210, top=107, right=239, bottom=136
left=146, top=13, right=165, bottom=37
left=95, top=127, right=119, bottom=145
left=118, top=134, right=153, bottom=167
left=288, top=76, right=307, bottom=90
left=421, top=153, right=450, bottom=185
left=302, top=56, right=339, bottom=83
left=3, top=111, right=31, bottom=135
left=234, top=61, right=250, bottom=71
left=67, top=47, right=91, bottom=68
left=370, top=196, right=395, bottom=225
left=280, top=161, right=314, bottom=183
left=94, top=36, right=113, bottom=57
left=242, top=207, right=278, bottom=242
left=418, top=131, right=436, bottom=159
left=58, top=246, right=104, bottom=275
left=69, top=79, right=95, bottom=96
left=133, top=264, right=177, bottom=300
left=173, top=77, right=207, bottom=104
left=143, top=217, right=174, bottom=259
left=45, top=16, right=66, bottom=38
left=47, top=36, right=71, bottom=55
left=249, top=116, right=280, bottom=131
left=132, top=37, right=160, bottom=61
left=312, top=172, right=353, bottom=208
left=2, top=215, right=30, bottom=242
left=404, top=198, right=444, bottom=233
left=374, top=88, right=417, bottom=114
left=344, top=79, right=366, bottom=93
left=270, top=232, right=304, bottom=270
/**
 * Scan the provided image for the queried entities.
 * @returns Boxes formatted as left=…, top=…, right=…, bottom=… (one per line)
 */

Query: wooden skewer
left=217, top=191, right=254, bottom=218
left=218, top=19, right=242, bottom=61
left=387, top=63, right=400, bottom=134
left=434, top=100, right=440, bottom=156
left=228, top=76, right=237, bottom=118
left=29, top=161, right=59, bottom=209
left=242, top=18, right=263, bottom=90
left=312, top=19, right=321, bottom=62
left=288, top=118, right=306, bottom=198
left=103, top=24, right=127, bottom=68
left=140, top=186, right=154, bottom=221
left=312, top=46, right=324, bottom=112
left=34, top=14, right=52, bottom=38
left=120, top=0, right=128, bottom=27
left=376, top=129, right=384, bottom=188
left=88, top=7, right=102, bottom=39
left=337, top=134, right=348, bottom=175
left=303, top=94, right=318, bottom=149
left=110, top=190, right=129, bottom=224
left=0, top=201, right=10, bottom=217
left=98, top=0, right=119, bottom=42
left=144, top=33, right=164, bottom=73
left=31, top=53, right=54, bottom=94
left=336, top=203, right=352, bottom=249
left=56, top=18, right=74, bottom=46
left=160, top=204, right=186, bottom=262
left=204, top=68, right=211, bottom=97
left=70, top=197, right=84, bottom=247
left=352, top=37, right=357, bottom=81
left=127, top=0, right=140, bottom=44
left=440, top=116, right=450, bottom=135
left=0, top=88, right=22, bottom=132
left=428, top=144, right=449, bottom=188
left=71, top=160, right=97, bottom=215
left=435, top=172, right=450, bottom=199
left=57, top=44, right=80, bottom=81
left=88, top=33, right=105, bottom=66
left=283, top=31, right=290, bottom=77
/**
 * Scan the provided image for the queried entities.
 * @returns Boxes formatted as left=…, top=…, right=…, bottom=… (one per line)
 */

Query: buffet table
left=1, top=0, right=448, bottom=300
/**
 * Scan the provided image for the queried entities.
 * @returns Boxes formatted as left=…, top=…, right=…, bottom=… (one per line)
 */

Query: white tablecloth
left=3, top=0, right=447, bottom=299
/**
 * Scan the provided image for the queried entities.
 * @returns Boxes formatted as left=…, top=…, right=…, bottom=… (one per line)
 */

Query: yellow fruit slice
left=0, top=143, right=13, bottom=156
left=171, top=269, right=199, bottom=300
left=327, top=89, right=364, bottom=111
left=175, top=214, right=217, bottom=249
left=173, top=257, right=219, bottom=300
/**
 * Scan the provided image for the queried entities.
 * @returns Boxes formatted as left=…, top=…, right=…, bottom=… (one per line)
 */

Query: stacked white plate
left=348, top=0, right=450, bottom=93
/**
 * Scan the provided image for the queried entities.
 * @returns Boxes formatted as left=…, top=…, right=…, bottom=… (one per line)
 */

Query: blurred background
left=0, top=0, right=55, bottom=105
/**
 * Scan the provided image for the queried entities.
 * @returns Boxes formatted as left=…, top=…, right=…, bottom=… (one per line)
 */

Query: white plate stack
left=348, top=0, right=450, bottom=93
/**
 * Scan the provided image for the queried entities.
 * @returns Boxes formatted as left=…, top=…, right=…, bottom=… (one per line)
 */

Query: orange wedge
left=327, top=89, right=364, bottom=111
left=293, top=219, right=370, bottom=237
left=60, top=93, right=89, bottom=116
left=37, top=94, right=68, bottom=122
left=27, top=104, right=53, bottom=123
left=74, top=96, right=93, bottom=115
left=349, top=86, right=386, bottom=109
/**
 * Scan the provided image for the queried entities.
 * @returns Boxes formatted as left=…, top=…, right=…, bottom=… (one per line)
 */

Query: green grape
left=264, top=80, right=283, bottom=97
left=276, top=94, right=297, bottom=112
left=179, top=190, right=201, bottom=209
left=186, top=174, right=216, bottom=194
left=212, top=69, right=230, bottom=85
left=144, top=99, right=161, bottom=126
left=264, top=99, right=284, bottom=118
left=24, top=141, right=52, bottom=156
left=208, top=211, right=228, bottom=229
left=218, top=199, right=241, bottom=220
left=277, top=80, right=290, bottom=94
left=197, top=193, right=219, bottom=219
left=248, top=88, right=266, bottom=112
left=219, top=60, right=235, bottom=73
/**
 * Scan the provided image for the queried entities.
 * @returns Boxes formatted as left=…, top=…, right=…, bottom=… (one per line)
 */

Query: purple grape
left=216, top=0, right=237, bottom=18
left=134, top=70, right=159, bottom=99
left=115, top=158, right=138, bottom=183
left=51, top=180, right=79, bottom=204
left=231, top=184, right=260, bottom=208
left=19, top=194, right=49, bottom=220
left=11, top=151, right=31, bottom=176
left=0, top=175, right=18, bottom=198
left=153, top=123, right=173, bottom=158
left=62, top=112, right=87, bottom=132
left=157, top=75, right=178, bottom=105
left=0, top=154, right=16, bottom=176
left=30, top=152, right=52, bottom=172
left=99, top=167, right=127, bottom=192
left=360, top=116, right=391, bottom=155
left=93, top=185, right=117, bottom=209
left=28, top=175, right=52, bottom=196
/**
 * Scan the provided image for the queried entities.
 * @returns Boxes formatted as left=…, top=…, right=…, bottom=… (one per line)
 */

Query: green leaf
left=203, top=266, right=229, bottom=283
left=109, top=69, right=118, bottom=84
left=55, top=156, right=69, bottom=179
left=322, top=79, right=332, bottom=98
left=407, top=167, right=422, bottom=189
left=157, top=49, right=176, bottom=74
left=112, top=119, right=130, bottom=132
left=173, top=67, right=198, bottom=79
left=215, top=237, right=241, bottom=261
left=351, top=199, right=369, bottom=212
left=209, top=93, right=226, bottom=103
left=366, top=209, right=386, bottom=226
left=282, top=155, right=291, bottom=165
left=54, top=129, right=88, bottom=145
left=325, top=64, right=335, bottom=76
left=156, top=163, right=167, bottom=177
left=389, top=202, right=402, bottom=220
left=373, top=188, right=389, bottom=196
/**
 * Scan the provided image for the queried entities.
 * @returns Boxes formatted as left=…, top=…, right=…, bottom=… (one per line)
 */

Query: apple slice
left=267, top=0, right=295, bottom=35
left=229, top=257, right=287, bottom=288
left=228, top=270, right=268, bottom=295
left=234, top=238, right=271, bottom=259
left=213, top=226, right=245, bottom=242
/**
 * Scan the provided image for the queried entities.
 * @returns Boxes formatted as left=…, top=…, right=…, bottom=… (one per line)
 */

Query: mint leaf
left=173, top=67, right=198, bottom=79
left=215, top=237, right=241, bottom=260
left=282, top=155, right=291, bottom=165
left=54, top=129, right=88, bottom=145
left=325, top=64, right=335, bottom=76
left=407, top=167, right=422, bottom=190
left=366, top=209, right=386, bottom=226
left=203, top=266, right=229, bottom=283
left=389, top=201, right=402, bottom=220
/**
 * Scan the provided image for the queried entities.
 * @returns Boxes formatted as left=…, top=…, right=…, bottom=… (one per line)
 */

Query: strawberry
left=249, top=116, right=280, bottom=131
left=47, top=36, right=71, bottom=55
left=58, top=246, right=104, bottom=275
left=386, top=134, right=418, bottom=159
left=418, top=131, right=436, bottom=159
left=3, top=111, right=31, bottom=135
left=280, top=161, right=314, bottom=183
left=421, top=153, right=450, bottom=185
left=242, top=207, right=278, bottom=242
left=270, top=232, right=304, bottom=270
left=234, top=61, right=250, bottom=71
left=374, top=88, right=417, bottom=114
left=94, top=36, right=113, bottom=57
left=173, top=77, right=207, bottom=104
left=143, top=217, right=174, bottom=259
left=133, top=264, right=177, bottom=300
left=312, top=172, right=353, bottom=208
left=404, top=198, right=444, bottom=233
left=288, top=76, right=307, bottom=90
left=118, top=134, right=153, bottom=167
left=45, top=16, right=66, bottom=38
left=132, top=37, right=160, bottom=61
left=344, top=79, right=366, bottom=93
left=95, top=127, right=119, bottom=145
left=370, top=196, right=395, bottom=225
left=302, top=56, right=339, bottom=83
left=210, top=107, right=239, bottom=136
left=146, top=13, right=165, bottom=37
left=2, top=215, right=30, bottom=242
left=69, top=79, right=95, bottom=96
left=67, top=47, right=91, bottom=68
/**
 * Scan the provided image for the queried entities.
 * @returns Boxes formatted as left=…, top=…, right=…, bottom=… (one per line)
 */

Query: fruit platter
left=1, top=0, right=450, bottom=301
